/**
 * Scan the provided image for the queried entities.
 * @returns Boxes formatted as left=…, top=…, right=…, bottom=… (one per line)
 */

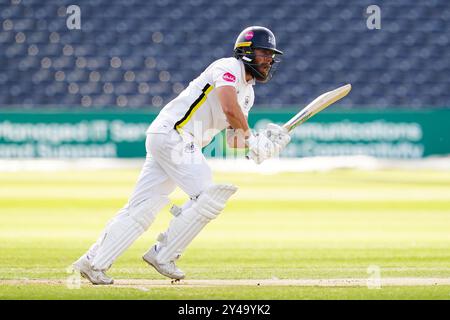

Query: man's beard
left=244, top=62, right=273, bottom=83
left=258, top=64, right=270, bottom=76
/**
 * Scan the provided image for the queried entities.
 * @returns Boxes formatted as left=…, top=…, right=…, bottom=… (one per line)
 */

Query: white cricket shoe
left=72, top=255, right=114, bottom=285
left=142, top=245, right=185, bottom=280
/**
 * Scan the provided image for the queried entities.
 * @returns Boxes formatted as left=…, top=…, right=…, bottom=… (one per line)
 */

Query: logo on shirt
left=184, top=142, right=196, bottom=153
left=222, top=72, right=236, bottom=83
left=245, top=96, right=250, bottom=106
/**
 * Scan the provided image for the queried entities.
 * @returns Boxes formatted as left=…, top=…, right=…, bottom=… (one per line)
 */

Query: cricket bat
left=245, top=84, right=351, bottom=161
left=283, top=84, right=352, bottom=132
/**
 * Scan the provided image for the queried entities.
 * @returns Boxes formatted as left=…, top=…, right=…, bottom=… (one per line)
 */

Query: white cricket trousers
left=133, top=129, right=213, bottom=205
left=85, top=129, right=213, bottom=266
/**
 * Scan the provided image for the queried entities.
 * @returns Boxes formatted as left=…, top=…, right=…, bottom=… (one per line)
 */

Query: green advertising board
left=250, top=109, right=450, bottom=159
left=0, top=110, right=152, bottom=158
left=0, top=109, right=449, bottom=159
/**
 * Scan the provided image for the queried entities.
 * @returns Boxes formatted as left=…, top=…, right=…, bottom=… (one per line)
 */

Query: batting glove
left=246, top=132, right=279, bottom=164
left=264, top=123, right=291, bottom=151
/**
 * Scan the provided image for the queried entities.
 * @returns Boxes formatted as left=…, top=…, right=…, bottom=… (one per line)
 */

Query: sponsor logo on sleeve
left=222, top=72, right=236, bottom=83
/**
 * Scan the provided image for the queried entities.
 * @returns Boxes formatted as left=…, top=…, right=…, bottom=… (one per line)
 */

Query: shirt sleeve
left=211, top=59, right=241, bottom=89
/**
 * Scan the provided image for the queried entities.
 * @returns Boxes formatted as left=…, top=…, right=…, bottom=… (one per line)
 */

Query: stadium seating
left=0, top=0, right=449, bottom=108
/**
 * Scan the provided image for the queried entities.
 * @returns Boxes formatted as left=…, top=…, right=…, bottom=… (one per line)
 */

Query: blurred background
left=1, top=1, right=450, bottom=300
left=0, top=0, right=449, bottom=163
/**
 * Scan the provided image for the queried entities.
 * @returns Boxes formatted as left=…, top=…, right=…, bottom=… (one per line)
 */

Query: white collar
left=239, top=59, right=256, bottom=86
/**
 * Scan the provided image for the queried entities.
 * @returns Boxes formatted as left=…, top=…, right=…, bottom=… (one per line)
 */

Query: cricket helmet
left=233, top=26, right=283, bottom=83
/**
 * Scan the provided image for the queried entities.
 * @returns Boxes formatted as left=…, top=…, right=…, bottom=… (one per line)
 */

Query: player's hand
left=246, top=133, right=279, bottom=164
left=263, top=123, right=291, bottom=151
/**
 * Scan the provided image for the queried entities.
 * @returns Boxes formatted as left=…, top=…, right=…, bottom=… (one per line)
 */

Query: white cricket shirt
left=147, top=57, right=255, bottom=147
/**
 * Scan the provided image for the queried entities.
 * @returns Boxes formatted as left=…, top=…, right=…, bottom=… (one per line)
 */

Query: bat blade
left=283, top=84, right=351, bottom=132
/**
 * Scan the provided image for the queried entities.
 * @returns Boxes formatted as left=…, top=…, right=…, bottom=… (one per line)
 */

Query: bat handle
left=283, top=124, right=293, bottom=133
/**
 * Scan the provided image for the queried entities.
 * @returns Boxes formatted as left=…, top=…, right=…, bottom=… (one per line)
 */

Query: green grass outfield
left=0, top=168, right=450, bottom=299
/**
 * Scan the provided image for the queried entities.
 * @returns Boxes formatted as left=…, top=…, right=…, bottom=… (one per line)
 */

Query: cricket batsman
left=73, top=26, right=291, bottom=284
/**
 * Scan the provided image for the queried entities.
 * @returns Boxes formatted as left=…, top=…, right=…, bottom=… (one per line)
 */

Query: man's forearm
left=216, top=86, right=250, bottom=137
left=225, top=109, right=250, bottom=136
left=227, top=127, right=246, bottom=148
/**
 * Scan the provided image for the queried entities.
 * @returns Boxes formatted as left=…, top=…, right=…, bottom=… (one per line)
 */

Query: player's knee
left=196, top=198, right=224, bottom=219
left=129, top=196, right=169, bottom=230
left=192, top=183, right=238, bottom=220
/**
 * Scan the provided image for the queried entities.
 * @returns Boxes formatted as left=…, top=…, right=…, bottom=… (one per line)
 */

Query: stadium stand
left=0, top=0, right=449, bottom=109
